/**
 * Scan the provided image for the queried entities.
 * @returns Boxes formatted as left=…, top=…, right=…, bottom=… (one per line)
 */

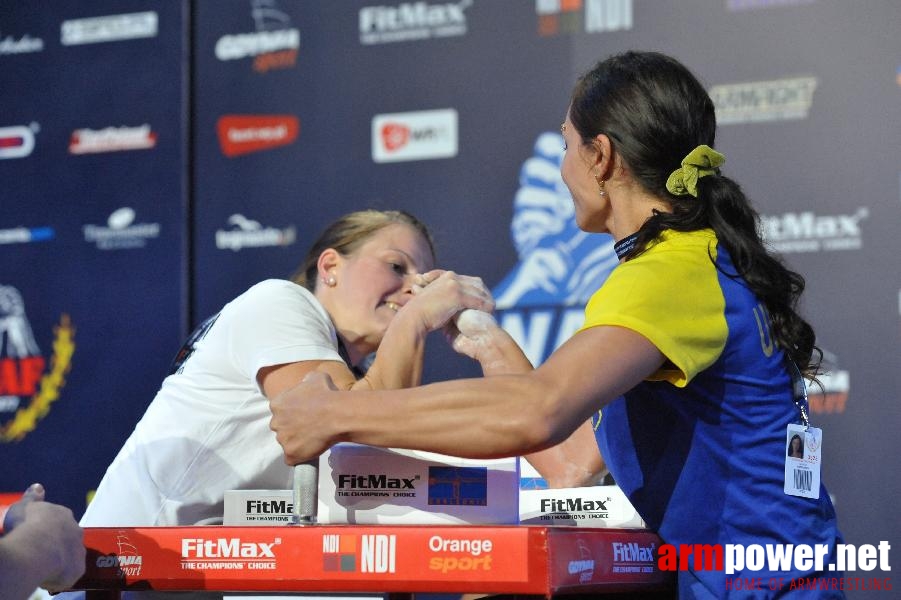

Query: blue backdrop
left=2, top=3, right=899, bottom=597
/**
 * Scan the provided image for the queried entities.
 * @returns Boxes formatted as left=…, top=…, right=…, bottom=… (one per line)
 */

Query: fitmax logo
left=760, top=208, right=868, bottom=253
left=246, top=500, right=293, bottom=513
left=540, top=497, right=608, bottom=512
left=337, top=474, right=416, bottom=489
left=181, top=538, right=280, bottom=558
left=612, top=541, right=656, bottom=563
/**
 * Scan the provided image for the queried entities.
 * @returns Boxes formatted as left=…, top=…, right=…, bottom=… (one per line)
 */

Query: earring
left=322, top=275, right=336, bottom=287
left=596, top=177, right=607, bottom=197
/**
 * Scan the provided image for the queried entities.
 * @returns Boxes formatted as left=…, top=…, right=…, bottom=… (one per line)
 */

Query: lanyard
left=787, top=360, right=811, bottom=430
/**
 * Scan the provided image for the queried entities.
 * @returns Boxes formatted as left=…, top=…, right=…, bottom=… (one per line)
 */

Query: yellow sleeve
left=578, top=234, right=728, bottom=386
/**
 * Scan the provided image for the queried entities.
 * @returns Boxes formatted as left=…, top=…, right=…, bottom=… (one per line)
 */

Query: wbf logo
left=492, top=131, right=618, bottom=367
left=0, top=286, right=75, bottom=442
left=428, top=466, right=487, bottom=506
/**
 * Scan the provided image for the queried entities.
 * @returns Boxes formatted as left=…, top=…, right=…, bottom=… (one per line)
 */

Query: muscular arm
left=260, top=271, right=494, bottom=399
left=270, top=325, right=665, bottom=463
left=258, top=304, right=431, bottom=397
left=524, top=420, right=607, bottom=488
left=455, top=323, right=607, bottom=487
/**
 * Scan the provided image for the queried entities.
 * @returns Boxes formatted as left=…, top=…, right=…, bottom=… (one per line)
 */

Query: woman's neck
left=607, top=184, right=670, bottom=243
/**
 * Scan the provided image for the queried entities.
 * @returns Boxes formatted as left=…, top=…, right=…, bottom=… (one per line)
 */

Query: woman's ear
left=316, top=248, right=340, bottom=284
left=592, top=133, right=615, bottom=181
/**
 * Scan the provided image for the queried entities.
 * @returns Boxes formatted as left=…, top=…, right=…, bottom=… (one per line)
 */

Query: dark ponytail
left=571, top=51, right=821, bottom=377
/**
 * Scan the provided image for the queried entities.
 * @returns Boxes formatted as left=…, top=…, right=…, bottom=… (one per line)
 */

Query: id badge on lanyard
left=784, top=362, right=822, bottom=499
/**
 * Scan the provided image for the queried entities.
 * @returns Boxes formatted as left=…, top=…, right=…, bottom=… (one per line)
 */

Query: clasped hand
left=269, top=371, right=340, bottom=465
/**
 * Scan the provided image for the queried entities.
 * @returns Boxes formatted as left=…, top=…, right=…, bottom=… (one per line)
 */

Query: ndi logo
left=537, top=0, right=633, bottom=36
left=322, top=534, right=396, bottom=573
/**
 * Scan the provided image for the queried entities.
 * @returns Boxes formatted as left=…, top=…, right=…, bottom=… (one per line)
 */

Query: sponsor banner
left=0, top=33, right=44, bottom=55
left=216, top=115, right=299, bottom=157
left=69, top=125, right=157, bottom=154
left=79, top=526, right=540, bottom=592
left=214, top=214, right=296, bottom=251
left=359, top=0, right=471, bottom=45
left=0, top=286, right=75, bottom=443
left=318, top=443, right=519, bottom=524
left=710, top=76, right=818, bottom=125
left=0, top=124, right=38, bottom=160
left=537, top=0, right=633, bottom=36
left=519, top=485, right=645, bottom=528
left=215, top=0, right=299, bottom=73
left=61, top=11, right=158, bottom=46
left=760, top=207, right=867, bottom=253
left=224, top=490, right=293, bottom=526
left=0, top=227, right=54, bottom=245
left=83, top=208, right=161, bottom=250
left=548, top=530, right=672, bottom=590
left=371, top=109, right=457, bottom=163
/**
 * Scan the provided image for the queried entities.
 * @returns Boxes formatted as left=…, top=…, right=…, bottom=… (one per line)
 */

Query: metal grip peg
left=291, top=458, right=319, bottom=525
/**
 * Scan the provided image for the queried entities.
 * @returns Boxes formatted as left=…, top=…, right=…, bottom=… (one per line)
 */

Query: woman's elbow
left=508, top=397, right=570, bottom=453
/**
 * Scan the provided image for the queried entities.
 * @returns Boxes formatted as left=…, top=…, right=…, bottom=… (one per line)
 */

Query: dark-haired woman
left=272, top=52, right=844, bottom=598
left=788, top=433, right=805, bottom=459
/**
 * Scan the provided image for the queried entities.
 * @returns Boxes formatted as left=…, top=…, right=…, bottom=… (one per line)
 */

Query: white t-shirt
left=80, top=279, right=344, bottom=526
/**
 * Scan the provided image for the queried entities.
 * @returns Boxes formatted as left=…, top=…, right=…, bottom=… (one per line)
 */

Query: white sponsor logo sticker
left=372, top=109, right=457, bottom=163
left=61, top=12, right=158, bottom=46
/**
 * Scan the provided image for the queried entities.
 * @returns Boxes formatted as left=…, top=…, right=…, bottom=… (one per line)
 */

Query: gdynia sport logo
left=658, top=541, right=892, bottom=593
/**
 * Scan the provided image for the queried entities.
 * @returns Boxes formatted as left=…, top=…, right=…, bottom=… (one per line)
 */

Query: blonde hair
left=291, top=209, right=435, bottom=291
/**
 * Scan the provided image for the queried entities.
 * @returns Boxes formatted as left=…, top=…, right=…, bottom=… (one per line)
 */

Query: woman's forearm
left=270, top=325, right=665, bottom=466
left=354, top=309, right=428, bottom=391
left=314, top=372, right=578, bottom=460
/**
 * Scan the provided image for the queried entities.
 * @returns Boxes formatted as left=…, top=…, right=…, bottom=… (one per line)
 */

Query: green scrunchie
left=665, top=145, right=725, bottom=197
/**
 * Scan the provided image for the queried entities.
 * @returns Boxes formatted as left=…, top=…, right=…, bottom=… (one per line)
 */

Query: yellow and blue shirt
left=582, top=229, right=843, bottom=598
